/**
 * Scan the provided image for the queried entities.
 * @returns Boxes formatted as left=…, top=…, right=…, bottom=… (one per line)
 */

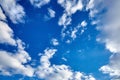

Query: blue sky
left=0, top=0, right=120, bottom=80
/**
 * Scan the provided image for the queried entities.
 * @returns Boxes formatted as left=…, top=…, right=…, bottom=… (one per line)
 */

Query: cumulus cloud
left=0, top=50, right=34, bottom=77
left=36, top=48, right=96, bottom=80
left=0, top=39, right=34, bottom=77
left=30, top=0, right=50, bottom=8
left=58, top=0, right=83, bottom=27
left=90, top=0, right=120, bottom=79
left=0, top=21, right=16, bottom=45
left=100, top=53, right=120, bottom=79
left=0, top=1, right=34, bottom=77
left=0, top=0, right=25, bottom=23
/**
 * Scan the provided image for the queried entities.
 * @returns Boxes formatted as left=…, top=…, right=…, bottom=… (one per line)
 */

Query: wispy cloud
left=30, top=0, right=50, bottom=8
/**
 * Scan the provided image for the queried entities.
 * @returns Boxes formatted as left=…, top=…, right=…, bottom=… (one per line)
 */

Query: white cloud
left=81, top=20, right=87, bottom=27
left=0, top=7, right=6, bottom=21
left=71, top=28, right=77, bottom=40
left=51, top=38, right=59, bottom=46
left=0, top=50, right=34, bottom=77
left=58, top=0, right=83, bottom=15
left=44, top=8, right=56, bottom=21
left=36, top=48, right=96, bottom=80
left=0, top=0, right=25, bottom=23
left=67, top=21, right=87, bottom=41
left=100, top=53, right=120, bottom=79
left=30, top=0, right=50, bottom=8
left=58, top=13, right=72, bottom=27
left=58, top=0, right=83, bottom=27
left=0, top=21, right=16, bottom=45
left=48, top=8, right=55, bottom=18
left=91, top=0, right=120, bottom=79
left=0, top=39, right=34, bottom=77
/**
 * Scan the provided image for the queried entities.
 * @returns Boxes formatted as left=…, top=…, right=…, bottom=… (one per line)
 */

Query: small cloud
left=62, top=57, right=67, bottom=62
left=58, top=0, right=83, bottom=27
left=30, top=0, right=50, bottom=8
left=81, top=20, right=87, bottom=27
left=48, top=8, right=55, bottom=18
left=51, top=38, right=59, bottom=46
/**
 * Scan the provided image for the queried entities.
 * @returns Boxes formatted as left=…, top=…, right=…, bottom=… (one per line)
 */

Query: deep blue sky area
left=0, top=0, right=119, bottom=80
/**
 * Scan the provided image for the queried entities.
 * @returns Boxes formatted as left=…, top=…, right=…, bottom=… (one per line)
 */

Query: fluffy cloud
left=0, top=50, right=34, bottom=77
left=30, top=0, right=50, bottom=8
left=58, top=0, right=83, bottom=27
left=0, top=0, right=25, bottom=23
left=61, top=20, right=87, bottom=43
left=0, top=21, right=16, bottom=45
left=90, top=0, right=120, bottom=79
left=100, top=53, right=120, bottom=79
left=0, top=39, right=34, bottom=77
left=36, top=48, right=96, bottom=80
left=0, top=8, right=34, bottom=76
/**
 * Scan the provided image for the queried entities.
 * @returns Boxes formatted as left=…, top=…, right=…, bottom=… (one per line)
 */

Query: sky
left=0, top=0, right=120, bottom=80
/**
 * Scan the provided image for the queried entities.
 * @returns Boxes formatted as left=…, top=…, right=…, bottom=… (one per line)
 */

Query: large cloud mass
left=90, top=0, right=120, bottom=79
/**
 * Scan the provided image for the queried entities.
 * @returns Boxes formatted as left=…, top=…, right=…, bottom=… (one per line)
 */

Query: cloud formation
left=0, top=21, right=16, bottom=45
left=0, top=39, right=34, bottom=77
left=35, top=48, right=96, bottom=80
left=0, top=2, right=34, bottom=77
left=90, top=0, right=120, bottom=79
left=30, top=0, right=50, bottom=8
left=58, top=0, right=83, bottom=27
left=0, top=0, right=25, bottom=23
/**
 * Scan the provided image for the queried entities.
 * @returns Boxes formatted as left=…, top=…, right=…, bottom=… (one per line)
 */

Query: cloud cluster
left=0, top=40, right=34, bottom=77
left=35, top=48, right=96, bottom=80
left=58, top=0, right=83, bottom=27
left=0, top=4, right=34, bottom=77
left=89, top=0, right=120, bottom=79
